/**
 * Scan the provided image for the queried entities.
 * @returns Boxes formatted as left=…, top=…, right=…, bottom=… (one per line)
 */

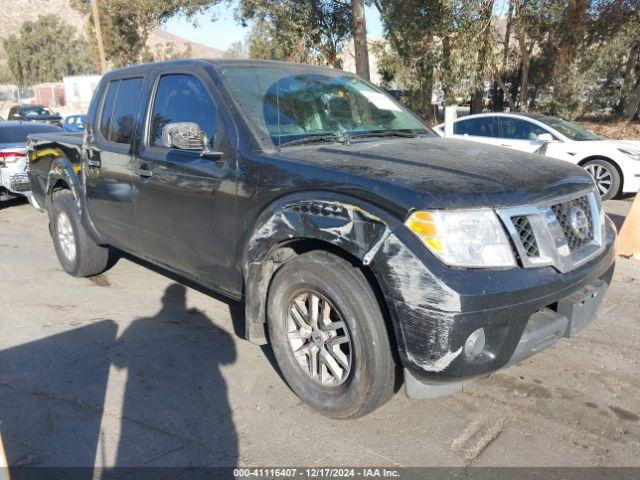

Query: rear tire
left=267, top=251, right=395, bottom=419
left=49, top=190, right=109, bottom=277
left=583, top=159, right=621, bottom=200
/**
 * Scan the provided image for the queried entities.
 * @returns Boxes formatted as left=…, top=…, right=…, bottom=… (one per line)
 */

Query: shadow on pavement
left=0, top=284, right=238, bottom=479
left=607, top=213, right=627, bottom=232
left=0, top=197, right=28, bottom=210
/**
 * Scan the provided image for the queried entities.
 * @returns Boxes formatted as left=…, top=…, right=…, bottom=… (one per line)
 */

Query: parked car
left=434, top=112, right=640, bottom=200
left=27, top=60, right=615, bottom=418
left=0, top=121, right=62, bottom=202
left=7, top=104, right=63, bottom=126
left=62, top=114, right=87, bottom=132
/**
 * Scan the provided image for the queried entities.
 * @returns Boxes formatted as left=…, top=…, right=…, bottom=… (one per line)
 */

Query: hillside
left=0, top=0, right=224, bottom=65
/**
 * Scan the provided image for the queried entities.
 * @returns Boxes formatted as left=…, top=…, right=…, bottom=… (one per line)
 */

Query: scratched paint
left=377, top=234, right=463, bottom=372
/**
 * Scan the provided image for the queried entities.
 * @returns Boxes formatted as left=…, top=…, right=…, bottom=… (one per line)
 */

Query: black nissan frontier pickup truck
left=27, top=60, right=616, bottom=418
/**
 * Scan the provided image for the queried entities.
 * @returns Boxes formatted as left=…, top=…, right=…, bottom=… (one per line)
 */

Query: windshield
left=22, top=106, right=56, bottom=117
left=218, top=65, right=431, bottom=148
left=535, top=115, right=600, bottom=141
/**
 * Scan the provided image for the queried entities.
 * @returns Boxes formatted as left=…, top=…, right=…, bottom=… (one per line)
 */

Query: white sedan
left=434, top=113, right=640, bottom=200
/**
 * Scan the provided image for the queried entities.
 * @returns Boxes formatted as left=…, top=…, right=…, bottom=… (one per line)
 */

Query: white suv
left=435, top=113, right=640, bottom=200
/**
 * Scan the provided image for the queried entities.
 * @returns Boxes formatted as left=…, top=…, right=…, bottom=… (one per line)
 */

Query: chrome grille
left=550, top=196, right=593, bottom=251
left=512, top=216, right=540, bottom=257
left=496, top=189, right=604, bottom=273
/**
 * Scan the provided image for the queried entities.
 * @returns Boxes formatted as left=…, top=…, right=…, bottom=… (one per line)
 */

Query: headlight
left=618, top=148, right=640, bottom=161
left=405, top=209, right=516, bottom=268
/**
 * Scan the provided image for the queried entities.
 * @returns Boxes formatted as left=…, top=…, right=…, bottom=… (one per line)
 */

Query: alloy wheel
left=585, top=164, right=612, bottom=197
left=286, top=291, right=352, bottom=387
left=56, top=212, right=76, bottom=262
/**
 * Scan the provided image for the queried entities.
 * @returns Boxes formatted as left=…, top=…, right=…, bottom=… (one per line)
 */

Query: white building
left=63, top=74, right=102, bottom=112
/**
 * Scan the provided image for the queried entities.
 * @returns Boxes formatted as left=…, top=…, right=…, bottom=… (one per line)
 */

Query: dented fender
left=242, top=192, right=398, bottom=344
left=46, top=154, right=82, bottom=211
left=241, top=192, right=465, bottom=376
left=42, top=149, right=105, bottom=245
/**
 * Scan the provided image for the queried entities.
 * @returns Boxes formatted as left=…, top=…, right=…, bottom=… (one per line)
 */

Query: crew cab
left=27, top=60, right=616, bottom=418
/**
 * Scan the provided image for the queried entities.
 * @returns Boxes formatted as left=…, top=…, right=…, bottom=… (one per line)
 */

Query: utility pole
left=351, top=0, right=370, bottom=81
left=91, top=0, right=107, bottom=73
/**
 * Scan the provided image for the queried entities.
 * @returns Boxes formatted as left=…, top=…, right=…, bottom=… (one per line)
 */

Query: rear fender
left=44, top=151, right=104, bottom=245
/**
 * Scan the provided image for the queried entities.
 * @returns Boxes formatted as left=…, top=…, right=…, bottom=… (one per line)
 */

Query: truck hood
left=275, top=137, right=594, bottom=212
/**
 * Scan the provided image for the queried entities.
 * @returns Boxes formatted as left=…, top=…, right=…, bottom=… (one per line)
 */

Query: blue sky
left=163, top=2, right=384, bottom=52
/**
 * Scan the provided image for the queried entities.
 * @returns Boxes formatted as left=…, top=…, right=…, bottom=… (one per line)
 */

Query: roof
left=103, top=58, right=344, bottom=77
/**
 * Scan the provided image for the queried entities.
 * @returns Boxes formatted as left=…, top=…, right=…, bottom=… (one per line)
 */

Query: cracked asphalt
left=0, top=196, right=638, bottom=468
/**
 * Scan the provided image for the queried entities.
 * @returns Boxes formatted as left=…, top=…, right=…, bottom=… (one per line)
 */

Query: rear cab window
left=98, top=77, right=144, bottom=144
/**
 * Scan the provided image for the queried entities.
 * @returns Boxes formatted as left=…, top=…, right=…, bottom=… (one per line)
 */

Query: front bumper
left=371, top=220, right=616, bottom=398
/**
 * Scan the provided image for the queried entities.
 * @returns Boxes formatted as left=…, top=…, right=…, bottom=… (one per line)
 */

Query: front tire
left=583, top=159, right=621, bottom=200
left=267, top=251, right=395, bottom=419
left=49, top=190, right=109, bottom=277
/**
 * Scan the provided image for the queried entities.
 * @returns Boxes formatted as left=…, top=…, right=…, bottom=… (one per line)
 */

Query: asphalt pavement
left=0, top=196, right=638, bottom=469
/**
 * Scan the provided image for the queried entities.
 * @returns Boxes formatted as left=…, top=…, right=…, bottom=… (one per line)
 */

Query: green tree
left=375, top=0, right=639, bottom=120
left=3, top=15, right=94, bottom=85
left=374, top=0, right=497, bottom=120
left=237, top=0, right=352, bottom=68
left=71, top=0, right=222, bottom=67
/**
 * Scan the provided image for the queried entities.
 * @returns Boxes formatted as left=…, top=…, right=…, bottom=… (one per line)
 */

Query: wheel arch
left=44, top=153, right=105, bottom=245
left=242, top=193, right=404, bottom=352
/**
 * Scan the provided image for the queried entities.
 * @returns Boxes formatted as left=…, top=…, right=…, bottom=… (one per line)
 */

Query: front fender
left=241, top=192, right=466, bottom=376
left=242, top=192, right=403, bottom=344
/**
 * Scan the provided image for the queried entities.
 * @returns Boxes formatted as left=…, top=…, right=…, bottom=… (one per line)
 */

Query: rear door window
left=99, top=77, right=144, bottom=144
left=453, top=117, right=495, bottom=137
left=99, top=81, right=119, bottom=141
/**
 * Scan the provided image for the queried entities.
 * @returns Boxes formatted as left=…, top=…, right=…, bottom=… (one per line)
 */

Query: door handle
left=137, top=168, right=153, bottom=178
left=87, top=158, right=101, bottom=168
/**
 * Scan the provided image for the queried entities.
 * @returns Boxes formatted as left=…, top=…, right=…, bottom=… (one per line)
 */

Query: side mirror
left=162, top=122, right=209, bottom=150
left=537, top=133, right=554, bottom=143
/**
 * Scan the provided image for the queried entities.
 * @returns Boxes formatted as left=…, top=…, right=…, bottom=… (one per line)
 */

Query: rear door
left=132, top=70, right=239, bottom=291
left=451, top=116, right=503, bottom=146
left=496, top=117, right=553, bottom=153
left=84, top=77, right=144, bottom=252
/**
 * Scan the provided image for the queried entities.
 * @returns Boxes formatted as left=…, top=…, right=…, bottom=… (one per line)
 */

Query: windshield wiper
left=277, top=134, right=347, bottom=149
left=349, top=130, right=420, bottom=140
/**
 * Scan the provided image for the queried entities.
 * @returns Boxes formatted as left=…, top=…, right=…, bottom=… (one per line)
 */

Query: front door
left=132, top=72, right=238, bottom=291
left=496, top=117, right=551, bottom=153
left=84, top=77, right=144, bottom=252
